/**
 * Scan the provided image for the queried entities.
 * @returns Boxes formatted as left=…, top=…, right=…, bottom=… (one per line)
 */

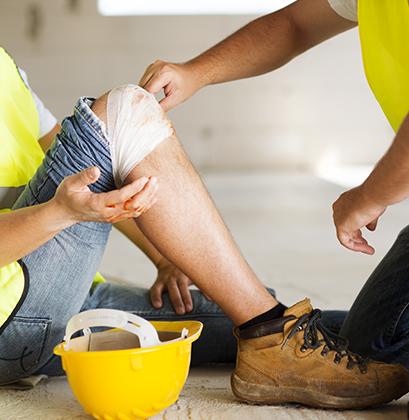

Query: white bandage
left=106, top=84, right=174, bottom=186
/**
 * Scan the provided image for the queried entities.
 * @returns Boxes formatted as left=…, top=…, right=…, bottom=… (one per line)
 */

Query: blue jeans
left=0, top=97, right=240, bottom=384
left=339, top=226, right=409, bottom=367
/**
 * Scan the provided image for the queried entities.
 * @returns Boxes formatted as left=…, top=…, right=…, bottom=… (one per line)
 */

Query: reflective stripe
left=0, top=186, right=25, bottom=210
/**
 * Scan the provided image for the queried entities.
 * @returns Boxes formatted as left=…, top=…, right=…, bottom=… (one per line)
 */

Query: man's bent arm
left=140, top=0, right=356, bottom=110
left=333, top=113, right=409, bottom=254
left=361, top=114, right=409, bottom=207
left=0, top=201, right=72, bottom=268
left=0, top=169, right=158, bottom=269
left=188, top=0, right=356, bottom=85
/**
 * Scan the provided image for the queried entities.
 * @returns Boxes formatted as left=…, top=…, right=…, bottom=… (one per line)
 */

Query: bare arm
left=0, top=168, right=158, bottom=268
left=0, top=201, right=72, bottom=268
left=181, top=0, right=355, bottom=84
left=0, top=124, right=64, bottom=266
left=333, top=113, right=409, bottom=254
left=361, top=114, right=409, bottom=207
left=139, top=0, right=356, bottom=110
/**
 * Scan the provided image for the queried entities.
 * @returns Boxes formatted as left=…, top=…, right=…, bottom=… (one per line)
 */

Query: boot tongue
left=284, top=298, right=313, bottom=319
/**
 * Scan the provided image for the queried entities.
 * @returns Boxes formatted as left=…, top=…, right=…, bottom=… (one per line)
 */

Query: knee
left=98, top=84, right=174, bottom=186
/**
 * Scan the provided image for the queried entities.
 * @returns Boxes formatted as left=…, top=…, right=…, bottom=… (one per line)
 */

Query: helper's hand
left=332, top=186, right=386, bottom=255
left=150, top=259, right=195, bottom=315
left=53, top=167, right=158, bottom=224
left=139, top=60, right=205, bottom=112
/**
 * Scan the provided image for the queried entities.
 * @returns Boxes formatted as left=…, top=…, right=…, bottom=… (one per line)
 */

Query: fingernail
left=89, top=167, right=99, bottom=178
left=150, top=177, right=157, bottom=185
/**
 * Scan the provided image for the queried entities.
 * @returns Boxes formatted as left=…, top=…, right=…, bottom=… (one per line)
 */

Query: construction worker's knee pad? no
left=104, top=84, right=174, bottom=187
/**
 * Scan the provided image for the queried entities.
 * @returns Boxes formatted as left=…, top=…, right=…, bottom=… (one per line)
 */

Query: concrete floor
left=1, top=172, right=408, bottom=419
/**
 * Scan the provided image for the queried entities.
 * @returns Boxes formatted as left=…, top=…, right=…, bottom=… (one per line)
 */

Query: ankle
left=239, top=302, right=288, bottom=331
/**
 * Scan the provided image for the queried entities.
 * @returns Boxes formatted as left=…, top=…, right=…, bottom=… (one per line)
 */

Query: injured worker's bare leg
left=92, top=87, right=278, bottom=325
left=129, top=138, right=277, bottom=325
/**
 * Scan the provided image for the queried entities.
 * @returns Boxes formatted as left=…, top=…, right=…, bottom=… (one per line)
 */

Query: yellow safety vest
left=0, top=47, right=43, bottom=332
left=358, top=0, right=409, bottom=132
left=0, top=48, right=104, bottom=333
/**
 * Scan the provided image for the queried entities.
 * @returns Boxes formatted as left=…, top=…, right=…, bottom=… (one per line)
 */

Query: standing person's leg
left=340, top=225, right=409, bottom=368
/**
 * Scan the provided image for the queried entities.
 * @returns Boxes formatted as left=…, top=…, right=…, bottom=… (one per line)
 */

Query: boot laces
left=282, top=309, right=368, bottom=373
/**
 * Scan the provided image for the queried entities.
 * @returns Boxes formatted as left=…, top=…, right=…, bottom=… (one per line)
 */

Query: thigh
left=340, top=226, right=409, bottom=368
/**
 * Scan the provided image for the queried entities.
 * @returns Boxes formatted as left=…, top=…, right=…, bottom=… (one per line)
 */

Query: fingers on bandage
left=106, top=84, right=174, bottom=186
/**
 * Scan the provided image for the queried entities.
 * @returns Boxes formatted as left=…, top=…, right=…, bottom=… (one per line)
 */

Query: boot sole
left=231, top=373, right=408, bottom=410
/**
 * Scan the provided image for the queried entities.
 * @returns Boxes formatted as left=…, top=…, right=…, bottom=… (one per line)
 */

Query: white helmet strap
left=63, top=309, right=188, bottom=350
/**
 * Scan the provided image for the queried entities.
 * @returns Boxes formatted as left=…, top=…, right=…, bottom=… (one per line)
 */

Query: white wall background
left=0, top=0, right=393, bottom=171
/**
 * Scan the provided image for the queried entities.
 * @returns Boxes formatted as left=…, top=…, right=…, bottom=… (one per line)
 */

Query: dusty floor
left=1, top=172, right=409, bottom=419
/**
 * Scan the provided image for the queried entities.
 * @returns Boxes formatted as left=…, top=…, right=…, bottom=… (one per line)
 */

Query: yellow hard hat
left=54, top=309, right=203, bottom=419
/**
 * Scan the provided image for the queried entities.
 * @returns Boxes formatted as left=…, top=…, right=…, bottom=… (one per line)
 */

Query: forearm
left=114, top=219, right=164, bottom=267
left=0, top=200, right=71, bottom=268
left=188, top=0, right=355, bottom=86
left=361, top=114, right=409, bottom=207
left=188, top=11, right=299, bottom=85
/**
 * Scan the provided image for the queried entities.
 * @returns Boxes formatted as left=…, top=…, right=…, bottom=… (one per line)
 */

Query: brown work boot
left=231, top=298, right=409, bottom=409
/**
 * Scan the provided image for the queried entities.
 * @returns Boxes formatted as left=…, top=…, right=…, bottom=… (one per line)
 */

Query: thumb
left=68, top=167, right=101, bottom=189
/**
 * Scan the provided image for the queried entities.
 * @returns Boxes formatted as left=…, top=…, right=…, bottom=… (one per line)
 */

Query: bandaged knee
left=105, top=84, right=174, bottom=186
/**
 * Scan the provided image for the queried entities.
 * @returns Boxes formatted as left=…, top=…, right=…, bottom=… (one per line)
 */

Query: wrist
left=45, top=198, right=77, bottom=231
left=155, top=256, right=170, bottom=270
left=185, top=58, right=215, bottom=87
left=359, top=183, right=388, bottom=210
